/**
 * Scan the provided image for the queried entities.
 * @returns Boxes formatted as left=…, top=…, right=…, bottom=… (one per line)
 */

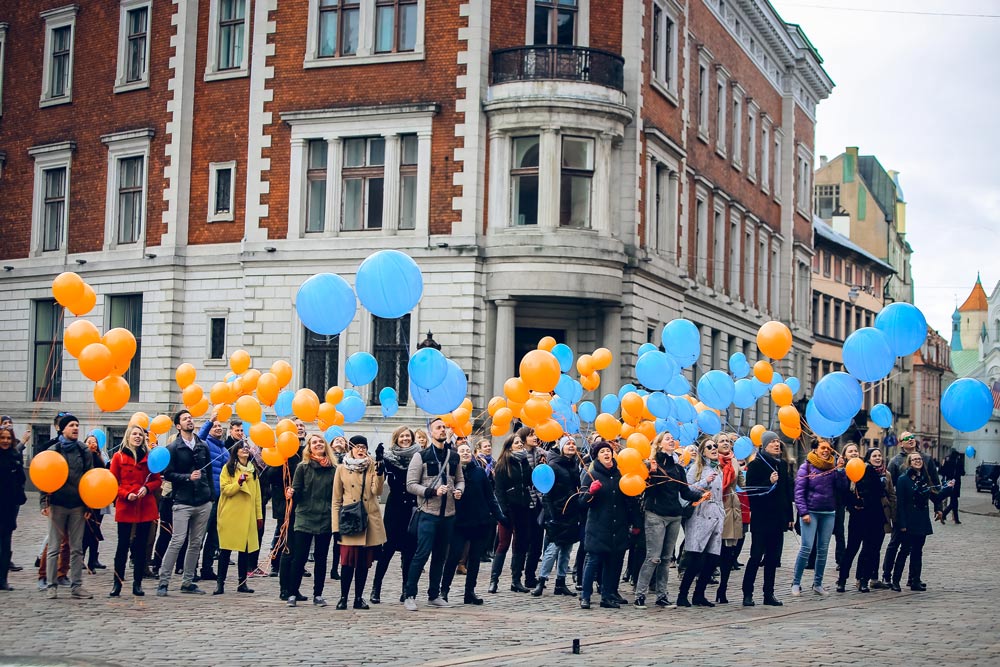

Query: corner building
left=0, top=1, right=831, bottom=445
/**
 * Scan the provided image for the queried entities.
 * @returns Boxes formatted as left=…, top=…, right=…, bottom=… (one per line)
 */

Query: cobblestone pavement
left=3, top=489, right=998, bottom=667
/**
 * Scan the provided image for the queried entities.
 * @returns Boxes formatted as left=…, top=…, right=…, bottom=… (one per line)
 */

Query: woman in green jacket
left=286, top=434, right=336, bottom=607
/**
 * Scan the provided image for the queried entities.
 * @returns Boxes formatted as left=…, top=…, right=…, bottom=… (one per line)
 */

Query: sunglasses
left=704, top=443, right=718, bottom=451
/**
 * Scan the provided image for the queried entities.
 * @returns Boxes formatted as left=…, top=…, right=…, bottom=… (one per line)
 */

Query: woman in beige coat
left=331, top=435, right=386, bottom=610
left=716, top=435, right=745, bottom=604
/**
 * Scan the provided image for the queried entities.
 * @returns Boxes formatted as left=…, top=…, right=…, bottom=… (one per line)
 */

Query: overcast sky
left=769, top=0, right=1000, bottom=339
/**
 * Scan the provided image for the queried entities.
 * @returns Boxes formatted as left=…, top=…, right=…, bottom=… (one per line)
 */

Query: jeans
left=114, top=521, right=151, bottom=585
left=442, top=528, right=490, bottom=596
left=537, top=540, right=573, bottom=580
left=405, top=513, right=454, bottom=600
left=581, top=550, right=624, bottom=602
left=635, top=512, right=682, bottom=596
left=200, top=499, right=220, bottom=575
left=792, top=511, right=835, bottom=587
left=290, top=530, right=331, bottom=598
left=158, top=501, right=212, bottom=588
left=892, top=532, right=926, bottom=585
left=741, top=529, right=783, bottom=597
left=47, top=505, right=85, bottom=590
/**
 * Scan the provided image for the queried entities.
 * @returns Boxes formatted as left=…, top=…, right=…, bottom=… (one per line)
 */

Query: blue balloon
left=408, top=347, right=448, bottom=390
left=646, top=392, right=672, bottom=419
left=532, top=464, right=556, bottom=494
left=555, top=374, right=576, bottom=398
left=555, top=411, right=581, bottom=435
left=636, top=351, right=677, bottom=391
left=875, top=302, right=928, bottom=357
left=324, top=426, right=345, bottom=443
left=275, top=390, right=294, bottom=418
left=340, top=395, right=367, bottom=423
left=242, top=421, right=254, bottom=436
left=601, top=393, right=620, bottom=414
left=296, top=273, right=357, bottom=335
left=870, top=403, right=893, bottom=428
left=654, top=418, right=670, bottom=434
left=551, top=396, right=572, bottom=420
left=673, top=397, right=697, bottom=423
left=345, top=352, right=378, bottom=386
left=661, top=319, right=701, bottom=368
left=805, top=400, right=851, bottom=438
left=750, top=378, right=770, bottom=399
left=147, top=447, right=170, bottom=474
left=679, top=422, right=699, bottom=445
left=635, top=389, right=649, bottom=397
left=786, top=377, right=801, bottom=395
left=733, top=379, right=756, bottom=410
left=378, top=386, right=398, bottom=404
left=89, top=429, right=107, bottom=449
left=734, top=436, right=754, bottom=460
left=355, top=249, right=423, bottom=318
left=966, top=445, right=976, bottom=458
left=410, top=359, right=468, bottom=415
left=696, top=410, right=721, bottom=435
left=770, top=372, right=783, bottom=387
left=618, top=384, right=638, bottom=401
left=637, top=342, right=659, bottom=358
left=667, top=374, right=691, bottom=395
left=568, top=379, right=584, bottom=404
left=696, top=370, right=736, bottom=411
left=578, top=401, right=598, bottom=423
left=665, top=420, right=681, bottom=438
left=551, top=344, right=574, bottom=373
left=813, top=372, right=863, bottom=422
left=344, top=388, right=362, bottom=401
left=729, top=352, right=751, bottom=378
left=381, top=400, right=399, bottom=419
left=941, top=378, right=993, bottom=432
left=843, top=327, right=895, bottom=383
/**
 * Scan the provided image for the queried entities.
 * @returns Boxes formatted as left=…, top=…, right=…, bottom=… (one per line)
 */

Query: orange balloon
left=493, top=407, right=513, bottom=426
left=845, top=457, right=866, bottom=483
left=325, top=386, right=344, bottom=405
left=621, top=392, right=644, bottom=418
left=619, top=473, right=646, bottom=497
left=440, top=412, right=458, bottom=429
left=594, top=413, right=621, bottom=441
left=317, top=401, right=338, bottom=425
left=757, top=320, right=793, bottom=360
left=292, top=389, right=320, bottom=422
left=175, top=363, right=196, bottom=390
left=271, top=360, right=293, bottom=388
left=277, top=431, right=299, bottom=458
left=506, top=401, right=524, bottom=418
left=189, top=396, right=210, bottom=418
left=452, top=407, right=472, bottom=426
left=102, top=328, right=137, bottom=367
left=780, top=422, right=802, bottom=439
left=261, top=447, right=285, bottom=467
left=241, top=369, right=261, bottom=392
left=231, top=377, right=245, bottom=397
left=777, top=405, right=800, bottom=427
left=522, top=397, right=552, bottom=424
left=753, top=360, right=774, bottom=384
left=519, top=350, right=561, bottom=392
left=129, top=412, right=150, bottom=429
left=79, top=343, right=114, bottom=382
left=591, top=347, right=613, bottom=371
left=79, top=468, right=118, bottom=509
left=52, top=272, right=85, bottom=310
left=503, top=377, right=529, bottom=404
left=537, top=336, right=557, bottom=352
left=535, top=419, right=564, bottom=441
left=487, top=396, right=506, bottom=416
left=250, top=422, right=275, bottom=449
left=149, top=415, right=173, bottom=435
left=750, top=424, right=766, bottom=446
left=453, top=421, right=473, bottom=437
left=617, top=447, right=644, bottom=475
left=330, top=410, right=345, bottom=426
left=771, top=383, right=793, bottom=407
left=94, top=375, right=130, bottom=411
left=182, top=383, right=204, bottom=408
left=276, top=418, right=297, bottom=436
left=235, top=395, right=263, bottom=423
left=30, top=450, right=69, bottom=493
left=254, top=372, right=278, bottom=406
left=621, top=408, right=641, bottom=427
left=460, top=397, right=473, bottom=413
left=576, top=354, right=595, bottom=377
left=637, top=420, right=657, bottom=442
left=620, top=423, right=636, bottom=440
left=626, top=433, right=652, bottom=459
left=580, top=371, right=601, bottom=391
left=491, top=423, right=509, bottom=437
left=69, top=283, right=97, bottom=317
left=215, top=404, right=233, bottom=422
left=230, top=349, right=251, bottom=375
left=64, top=320, right=101, bottom=358
left=210, top=382, right=234, bottom=406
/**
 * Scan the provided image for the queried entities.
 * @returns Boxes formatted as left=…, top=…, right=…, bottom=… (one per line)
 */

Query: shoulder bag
left=338, top=467, right=369, bottom=537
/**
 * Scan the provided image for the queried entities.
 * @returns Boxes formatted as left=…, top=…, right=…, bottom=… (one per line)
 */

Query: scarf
left=512, top=450, right=529, bottom=463
left=807, top=451, right=835, bottom=471
left=314, top=456, right=331, bottom=468
left=342, top=454, right=371, bottom=473
left=718, top=452, right=737, bottom=491
left=58, top=435, right=81, bottom=453
left=384, top=442, right=421, bottom=469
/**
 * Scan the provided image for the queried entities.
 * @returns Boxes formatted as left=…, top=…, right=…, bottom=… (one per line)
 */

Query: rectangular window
left=319, top=0, right=359, bottom=57
left=697, top=65, right=709, bottom=134
left=758, top=237, right=768, bottom=308
left=342, top=136, right=385, bottom=231
left=744, top=227, right=754, bottom=304
left=0, top=24, right=7, bottom=116
left=815, top=184, right=839, bottom=218
left=41, top=6, right=77, bottom=105
left=560, top=136, right=593, bottom=228
left=50, top=26, right=71, bottom=98
left=306, top=140, right=328, bottom=233
left=728, top=216, right=740, bottom=296
left=209, top=317, right=227, bottom=359
left=715, top=78, right=727, bottom=156
left=511, top=135, right=540, bottom=226
left=812, top=293, right=820, bottom=335
left=534, top=0, right=577, bottom=46
left=712, top=208, right=725, bottom=289
left=217, top=0, right=246, bottom=70
left=834, top=257, right=843, bottom=283
left=33, top=300, right=63, bottom=401
left=651, top=2, right=676, bottom=92
left=398, top=134, right=418, bottom=230
left=108, top=294, right=143, bottom=392
left=761, top=122, right=771, bottom=192
left=773, top=133, right=783, bottom=200
left=747, top=108, right=758, bottom=180
left=822, top=251, right=831, bottom=277
left=845, top=262, right=853, bottom=285
left=732, top=93, right=742, bottom=167
left=42, top=167, right=67, bottom=252
left=117, top=156, right=144, bottom=245
left=209, top=163, right=235, bottom=221
left=302, top=329, right=339, bottom=397
left=371, top=314, right=411, bottom=405
left=695, top=197, right=708, bottom=280
left=375, top=0, right=418, bottom=53
left=125, top=6, right=148, bottom=83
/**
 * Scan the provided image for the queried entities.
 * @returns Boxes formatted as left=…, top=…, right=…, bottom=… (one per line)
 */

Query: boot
left=132, top=580, right=145, bottom=597
left=370, top=587, right=381, bottom=604
left=676, top=557, right=699, bottom=608
left=553, top=577, right=574, bottom=596
left=237, top=584, right=254, bottom=594
left=487, top=578, right=499, bottom=594
left=510, top=576, right=529, bottom=593
left=762, top=593, right=783, bottom=606
left=530, top=577, right=546, bottom=597
left=213, top=582, right=225, bottom=595
left=109, top=580, right=122, bottom=597
left=858, top=579, right=870, bottom=593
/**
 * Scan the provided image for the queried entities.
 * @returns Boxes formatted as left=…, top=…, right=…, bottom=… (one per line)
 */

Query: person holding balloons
left=791, top=439, right=847, bottom=597
left=677, top=438, right=725, bottom=608
left=196, top=413, right=231, bottom=583
left=741, top=431, right=793, bottom=607
left=109, top=425, right=161, bottom=597
left=488, top=433, right=536, bottom=594
left=890, top=452, right=953, bottom=592
left=214, top=441, right=263, bottom=596
left=0, top=425, right=27, bottom=591
left=533, top=436, right=583, bottom=598
left=81, top=434, right=109, bottom=575
left=370, top=426, right=420, bottom=604
left=838, top=447, right=895, bottom=594
left=286, top=434, right=336, bottom=607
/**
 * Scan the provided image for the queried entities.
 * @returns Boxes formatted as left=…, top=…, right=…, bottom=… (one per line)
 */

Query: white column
left=494, top=300, right=517, bottom=395
left=538, top=127, right=559, bottom=230
left=382, top=133, right=400, bottom=235
left=325, top=137, right=342, bottom=237
left=602, top=305, right=623, bottom=395
left=487, top=130, right=508, bottom=235
left=287, top=137, right=307, bottom=239
left=593, top=131, right=613, bottom=235
left=416, top=130, right=432, bottom=238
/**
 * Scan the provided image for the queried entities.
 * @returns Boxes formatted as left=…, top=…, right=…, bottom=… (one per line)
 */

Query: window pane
left=127, top=36, right=146, bottom=81
left=233, top=24, right=245, bottom=67
left=218, top=25, right=233, bottom=69
left=318, top=10, right=338, bottom=57
left=308, top=140, right=328, bottom=170
left=367, top=178, right=384, bottom=229
left=399, top=3, right=417, bottom=51
left=108, top=295, right=143, bottom=390
left=560, top=174, right=591, bottom=228
left=562, top=137, right=592, bottom=169
left=215, top=168, right=232, bottom=214
left=513, top=174, right=538, bottom=225
left=375, top=5, right=394, bottom=53
left=342, top=8, right=359, bottom=55
left=128, top=7, right=148, bottom=35
left=533, top=6, right=550, bottom=45
left=399, top=174, right=417, bottom=230
left=44, top=202, right=63, bottom=252
left=513, top=136, right=539, bottom=168
left=369, top=138, right=385, bottom=166
left=401, top=135, right=418, bottom=164
left=34, top=300, right=64, bottom=401
left=371, top=314, right=410, bottom=405
left=306, top=179, right=327, bottom=232
left=344, top=138, right=365, bottom=167
left=210, top=318, right=227, bottom=359
left=302, top=330, right=339, bottom=396
left=45, top=167, right=66, bottom=198
left=343, top=178, right=362, bottom=230
left=556, top=10, right=575, bottom=45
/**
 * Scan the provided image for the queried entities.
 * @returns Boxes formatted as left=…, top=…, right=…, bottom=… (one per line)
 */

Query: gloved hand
left=375, top=443, right=384, bottom=462
left=257, top=519, right=264, bottom=531
left=630, top=527, right=641, bottom=536
left=588, top=480, right=602, bottom=494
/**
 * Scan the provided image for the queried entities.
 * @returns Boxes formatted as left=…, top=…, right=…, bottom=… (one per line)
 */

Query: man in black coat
left=741, top=431, right=793, bottom=607
left=940, top=449, right=965, bottom=524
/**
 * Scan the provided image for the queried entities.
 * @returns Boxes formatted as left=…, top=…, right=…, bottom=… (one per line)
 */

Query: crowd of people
left=0, top=409, right=962, bottom=611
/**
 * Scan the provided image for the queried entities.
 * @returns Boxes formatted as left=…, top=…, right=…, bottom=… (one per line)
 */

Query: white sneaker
left=428, top=597, right=451, bottom=607
left=790, top=584, right=802, bottom=597
left=403, top=596, right=418, bottom=611
left=812, top=585, right=829, bottom=596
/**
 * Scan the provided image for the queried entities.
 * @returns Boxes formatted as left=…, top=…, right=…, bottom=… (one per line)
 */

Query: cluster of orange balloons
left=439, top=398, right=475, bottom=438
left=28, top=449, right=119, bottom=509
left=753, top=321, right=805, bottom=440
left=616, top=446, right=649, bottom=497
left=55, top=273, right=137, bottom=412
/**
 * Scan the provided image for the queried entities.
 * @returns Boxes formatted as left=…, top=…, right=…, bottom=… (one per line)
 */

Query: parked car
left=975, top=462, right=1000, bottom=492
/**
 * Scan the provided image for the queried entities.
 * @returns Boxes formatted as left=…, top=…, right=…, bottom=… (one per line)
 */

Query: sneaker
left=38, top=579, right=48, bottom=591
left=156, top=585, right=168, bottom=597
left=71, top=587, right=94, bottom=599
left=403, top=596, right=418, bottom=611
left=655, top=595, right=674, bottom=608
left=313, top=596, right=327, bottom=607
left=287, top=596, right=297, bottom=607
left=633, top=594, right=646, bottom=609
left=791, top=584, right=802, bottom=597
left=250, top=567, right=268, bottom=578
left=428, top=597, right=450, bottom=607
left=812, top=585, right=829, bottom=596
left=57, top=576, right=71, bottom=586
left=180, top=584, right=207, bottom=595
left=47, top=586, right=58, bottom=599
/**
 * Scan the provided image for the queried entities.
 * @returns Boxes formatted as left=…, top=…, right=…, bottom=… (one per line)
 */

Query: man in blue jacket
left=196, top=412, right=230, bottom=581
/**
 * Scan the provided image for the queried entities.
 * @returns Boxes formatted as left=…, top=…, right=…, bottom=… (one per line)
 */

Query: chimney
left=820, top=155, right=828, bottom=168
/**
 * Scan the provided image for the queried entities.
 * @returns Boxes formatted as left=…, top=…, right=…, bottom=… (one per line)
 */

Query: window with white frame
left=814, top=184, right=839, bottom=218
left=760, top=118, right=770, bottom=193
left=743, top=223, right=754, bottom=305
left=712, top=203, right=725, bottom=289
left=398, top=134, right=418, bottom=230
left=560, top=136, right=593, bottom=228
left=208, top=161, right=236, bottom=222
left=747, top=104, right=758, bottom=181
left=695, top=194, right=708, bottom=281
left=302, top=329, right=340, bottom=396
left=650, top=1, right=677, bottom=96
left=773, top=131, right=783, bottom=202
left=29, top=141, right=74, bottom=256
left=206, top=0, right=250, bottom=80
left=115, top=0, right=151, bottom=92
left=757, top=231, right=769, bottom=309
left=715, top=70, right=728, bottom=157
left=731, top=87, right=743, bottom=169
left=306, top=0, right=425, bottom=67
left=208, top=315, right=227, bottom=360
left=0, top=23, right=8, bottom=116
left=371, top=314, right=410, bottom=404
left=40, top=5, right=77, bottom=106
left=512, top=135, right=540, bottom=226
left=770, top=241, right=780, bottom=313
left=32, top=299, right=64, bottom=402
left=342, top=136, right=386, bottom=231
left=101, top=129, right=152, bottom=249
left=305, top=140, right=328, bottom=232
left=646, top=153, right=679, bottom=259
left=728, top=212, right=740, bottom=297
left=108, top=294, right=143, bottom=391
left=796, top=147, right=812, bottom=215
left=696, top=53, right=711, bottom=140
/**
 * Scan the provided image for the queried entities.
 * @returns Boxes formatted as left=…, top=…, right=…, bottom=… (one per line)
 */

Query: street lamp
left=417, top=331, right=441, bottom=351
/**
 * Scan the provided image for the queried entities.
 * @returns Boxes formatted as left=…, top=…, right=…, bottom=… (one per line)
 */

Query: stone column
left=494, top=300, right=517, bottom=395
left=538, top=126, right=559, bottom=230
left=602, top=305, right=623, bottom=395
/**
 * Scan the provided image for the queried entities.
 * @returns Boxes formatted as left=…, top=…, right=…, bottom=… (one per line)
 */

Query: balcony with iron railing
left=490, top=45, right=625, bottom=91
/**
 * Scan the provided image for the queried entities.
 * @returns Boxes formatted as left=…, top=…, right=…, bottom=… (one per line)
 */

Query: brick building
left=0, top=0, right=831, bottom=446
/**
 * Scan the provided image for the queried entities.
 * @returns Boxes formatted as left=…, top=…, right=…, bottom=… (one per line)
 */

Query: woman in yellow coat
left=331, top=436, right=386, bottom=610
left=214, top=442, right=262, bottom=595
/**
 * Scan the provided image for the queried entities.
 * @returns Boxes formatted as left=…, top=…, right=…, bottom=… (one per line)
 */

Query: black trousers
left=152, top=497, right=174, bottom=568
left=372, top=533, right=417, bottom=598
left=200, top=500, right=220, bottom=575
left=278, top=511, right=297, bottom=595
left=678, top=550, right=718, bottom=600
left=741, top=529, right=783, bottom=597
left=405, top=513, right=454, bottom=600
left=249, top=519, right=266, bottom=569
left=881, top=527, right=902, bottom=581
left=581, top=549, right=625, bottom=601
left=625, top=529, right=646, bottom=585
left=524, top=507, right=545, bottom=586
left=837, top=513, right=866, bottom=584
left=290, top=531, right=331, bottom=598
left=114, top=521, right=151, bottom=584
left=858, top=529, right=886, bottom=582
left=490, top=505, right=533, bottom=583
left=83, top=513, right=104, bottom=567
left=441, top=528, right=491, bottom=597
left=717, top=543, right=739, bottom=598
left=218, top=549, right=249, bottom=587
left=0, top=525, right=13, bottom=587
left=892, top=532, right=926, bottom=585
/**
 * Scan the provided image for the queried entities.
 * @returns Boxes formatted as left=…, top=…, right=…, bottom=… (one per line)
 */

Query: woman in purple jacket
left=791, top=440, right=847, bottom=596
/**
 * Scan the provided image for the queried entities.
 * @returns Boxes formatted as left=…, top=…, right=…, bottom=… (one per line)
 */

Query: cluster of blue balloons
left=410, top=357, right=467, bottom=415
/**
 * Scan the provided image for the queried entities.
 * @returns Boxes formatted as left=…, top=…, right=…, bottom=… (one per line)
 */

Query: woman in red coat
left=109, top=425, right=161, bottom=597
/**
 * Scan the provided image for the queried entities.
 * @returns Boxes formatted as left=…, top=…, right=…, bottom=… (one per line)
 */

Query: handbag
left=338, top=467, right=369, bottom=537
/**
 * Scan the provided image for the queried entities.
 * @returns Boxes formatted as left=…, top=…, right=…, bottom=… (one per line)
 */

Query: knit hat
left=0, top=415, right=11, bottom=424
left=760, top=431, right=780, bottom=448
left=58, top=413, right=79, bottom=433
left=590, top=440, right=614, bottom=459
left=349, top=435, right=369, bottom=449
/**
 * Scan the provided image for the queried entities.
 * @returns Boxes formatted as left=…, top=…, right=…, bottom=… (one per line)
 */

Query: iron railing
left=491, top=45, right=625, bottom=91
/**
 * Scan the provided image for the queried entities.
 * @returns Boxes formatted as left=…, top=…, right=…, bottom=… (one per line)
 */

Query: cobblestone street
left=3, top=490, right=998, bottom=667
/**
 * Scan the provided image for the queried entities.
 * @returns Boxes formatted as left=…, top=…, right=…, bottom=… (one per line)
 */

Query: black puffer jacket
left=746, top=450, right=793, bottom=532
left=264, top=451, right=301, bottom=519
left=455, top=461, right=506, bottom=538
left=0, top=446, right=27, bottom=529
left=579, top=460, right=641, bottom=554
left=162, top=434, right=215, bottom=507
left=542, top=454, right=583, bottom=545
left=43, top=439, right=96, bottom=509
left=643, top=451, right=703, bottom=518
left=383, top=454, right=418, bottom=546
left=494, top=454, right=534, bottom=513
